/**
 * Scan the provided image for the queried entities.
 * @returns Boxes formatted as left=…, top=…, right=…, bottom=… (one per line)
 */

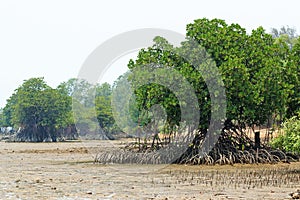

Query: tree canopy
left=2, top=78, right=76, bottom=142
left=105, top=18, right=300, bottom=164
left=126, top=18, right=298, bottom=136
left=0, top=18, right=299, bottom=161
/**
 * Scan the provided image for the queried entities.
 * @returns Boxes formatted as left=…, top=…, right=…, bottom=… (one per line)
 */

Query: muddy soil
left=0, top=140, right=299, bottom=200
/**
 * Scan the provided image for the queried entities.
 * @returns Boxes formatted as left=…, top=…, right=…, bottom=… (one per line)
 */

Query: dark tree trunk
left=15, top=124, right=68, bottom=142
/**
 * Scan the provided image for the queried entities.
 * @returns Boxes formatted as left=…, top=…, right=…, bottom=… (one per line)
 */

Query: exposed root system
left=95, top=129, right=299, bottom=165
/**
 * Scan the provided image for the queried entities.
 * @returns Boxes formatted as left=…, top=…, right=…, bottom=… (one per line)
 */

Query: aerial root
left=94, top=129, right=299, bottom=165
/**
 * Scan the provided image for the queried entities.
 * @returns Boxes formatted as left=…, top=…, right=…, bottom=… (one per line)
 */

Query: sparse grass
left=149, top=163, right=300, bottom=190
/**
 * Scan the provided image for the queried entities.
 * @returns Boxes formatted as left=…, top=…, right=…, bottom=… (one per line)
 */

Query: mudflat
left=0, top=140, right=299, bottom=200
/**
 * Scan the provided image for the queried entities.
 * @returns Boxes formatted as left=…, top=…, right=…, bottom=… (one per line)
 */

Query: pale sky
left=0, top=0, right=300, bottom=107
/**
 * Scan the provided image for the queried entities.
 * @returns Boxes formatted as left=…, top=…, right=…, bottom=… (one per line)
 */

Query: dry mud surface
left=0, top=140, right=299, bottom=200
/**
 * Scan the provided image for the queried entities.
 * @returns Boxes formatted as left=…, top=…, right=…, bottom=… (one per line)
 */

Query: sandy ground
left=0, top=140, right=299, bottom=200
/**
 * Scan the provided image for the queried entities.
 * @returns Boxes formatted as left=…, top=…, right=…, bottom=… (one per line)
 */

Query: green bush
left=271, top=113, right=300, bottom=153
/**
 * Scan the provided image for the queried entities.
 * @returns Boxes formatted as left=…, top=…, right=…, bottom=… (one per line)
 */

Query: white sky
left=0, top=0, right=300, bottom=107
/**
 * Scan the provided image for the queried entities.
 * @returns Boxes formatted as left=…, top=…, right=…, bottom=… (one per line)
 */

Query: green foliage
left=0, top=108, right=4, bottom=127
left=127, top=18, right=296, bottom=136
left=271, top=113, right=300, bottom=153
left=58, top=78, right=95, bottom=107
left=13, top=78, right=70, bottom=127
left=269, top=27, right=299, bottom=119
left=186, top=18, right=294, bottom=128
left=5, top=77, right=76, bottom=141
left=127, top=36, right=210, bottom=134
left=60, top=78, right=120, bottom=136
left=1, top=18, right=299, bottom=146
left=95, top=83, right=121, bottom=134
left=1, top=93, right=17, bottom=127
left=271, top=26, right=298, bottom=49
left=95, top=96, right=115, bottom=133
left=59, top=78, right=101, bottom=136
left=285, top=37, right=300, bottom=117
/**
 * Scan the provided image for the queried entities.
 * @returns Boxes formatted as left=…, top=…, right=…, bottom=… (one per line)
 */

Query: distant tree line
left=0, top=77, right=118, bottom=142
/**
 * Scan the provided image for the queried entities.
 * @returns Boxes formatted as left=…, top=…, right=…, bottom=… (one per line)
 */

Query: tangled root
left=94, top=129, right=299, bottom=165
